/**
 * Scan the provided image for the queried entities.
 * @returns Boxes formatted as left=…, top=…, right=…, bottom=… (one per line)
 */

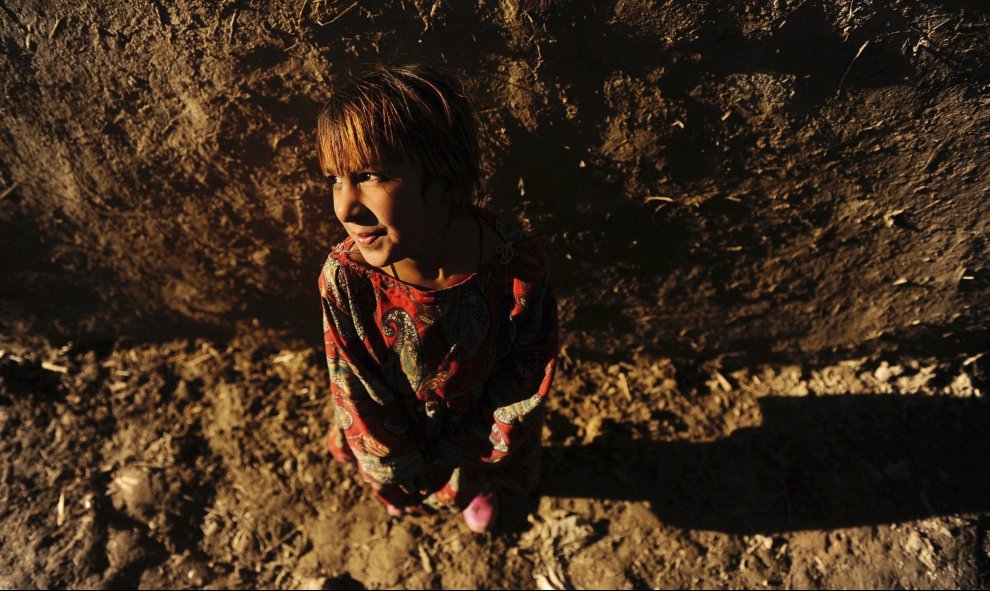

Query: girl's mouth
left=356, top=230, right=386, bottom=247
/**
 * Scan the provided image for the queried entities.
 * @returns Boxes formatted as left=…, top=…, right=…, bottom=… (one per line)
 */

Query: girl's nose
left=333, top=182, right=365, bottom=223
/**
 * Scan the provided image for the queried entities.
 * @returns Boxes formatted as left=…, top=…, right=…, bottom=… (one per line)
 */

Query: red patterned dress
left=318, top=209, right=558, bottom=511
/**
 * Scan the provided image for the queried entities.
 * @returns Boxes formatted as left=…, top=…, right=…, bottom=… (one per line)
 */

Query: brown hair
left=316, top=64, right=481, bottom=204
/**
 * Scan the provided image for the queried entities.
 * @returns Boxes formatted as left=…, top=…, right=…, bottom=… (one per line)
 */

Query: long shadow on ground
left=540, top=394, right=990, bottom=534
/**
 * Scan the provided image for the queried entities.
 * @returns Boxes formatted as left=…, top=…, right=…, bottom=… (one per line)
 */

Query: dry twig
left=227, top=10, right=238, bottom=44
left=260, top=526, right=300, bottom=558
left=56, top=489, right=66, bottom=526
left=315, top=0, right=360, bottom=26
left=49, top=17, right=63, bottom=40
left=42, top=361, right=68, bottom=373
left=0, top=182, right=19, bottom=200
left=836, top=40, right=870, bottom=98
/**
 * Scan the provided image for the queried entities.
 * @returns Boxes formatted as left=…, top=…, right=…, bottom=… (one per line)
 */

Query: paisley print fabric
left=318, top=207, right=558, bottom=512
left=438, top=284, right=491, bottom=360
left=381, top=307, right=424, bottom=394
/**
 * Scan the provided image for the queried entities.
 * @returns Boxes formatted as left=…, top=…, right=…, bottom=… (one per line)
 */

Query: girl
left=315, top=65, right=558, bottom=533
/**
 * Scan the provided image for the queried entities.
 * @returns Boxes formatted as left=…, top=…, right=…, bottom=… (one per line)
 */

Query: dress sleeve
left=319, top=257, right=429, bottom=506
left=438, top=240, right=560, bottom=467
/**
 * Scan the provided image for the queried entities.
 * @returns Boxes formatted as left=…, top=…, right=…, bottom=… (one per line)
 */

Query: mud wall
left=1, top=0, right=988, bottom=357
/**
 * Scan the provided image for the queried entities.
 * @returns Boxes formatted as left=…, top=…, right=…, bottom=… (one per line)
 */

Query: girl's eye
left=358, top=172, right=386, bottom=183
left=327, top=175, right=341, bottom=187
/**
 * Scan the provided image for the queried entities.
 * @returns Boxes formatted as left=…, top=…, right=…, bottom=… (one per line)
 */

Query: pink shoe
left=463, top=490, right=499, bottom=533
left=385, top=503, right=403, bottom=517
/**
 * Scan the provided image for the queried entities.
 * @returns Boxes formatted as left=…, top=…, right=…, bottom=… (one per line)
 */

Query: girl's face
left=327, top=159, right=450, bottom=269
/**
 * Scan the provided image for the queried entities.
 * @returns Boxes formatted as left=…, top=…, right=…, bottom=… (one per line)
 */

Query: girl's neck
left=389, top=209, right=476, bottom=290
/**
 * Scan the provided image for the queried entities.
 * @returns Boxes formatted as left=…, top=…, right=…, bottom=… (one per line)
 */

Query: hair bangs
left=316, top=64, right=481, bottom=201
left=318, top=104, right=386, bottom=176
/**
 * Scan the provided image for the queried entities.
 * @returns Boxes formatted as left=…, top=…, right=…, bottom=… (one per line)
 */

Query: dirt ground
left=0, top=331, right=988, bottom=589
left=2, top=0, right=990, bottom=589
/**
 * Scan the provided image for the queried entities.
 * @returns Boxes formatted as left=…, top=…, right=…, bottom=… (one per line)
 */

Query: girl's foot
left=463, top=490, right=499, bottom=533
left=385, top=503, right=403, bottom=517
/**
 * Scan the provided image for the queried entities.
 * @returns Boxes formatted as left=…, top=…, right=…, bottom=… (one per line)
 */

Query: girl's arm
left=320, top=267, right=432, bottom=508
left=437, top=246, right=560, bottom=467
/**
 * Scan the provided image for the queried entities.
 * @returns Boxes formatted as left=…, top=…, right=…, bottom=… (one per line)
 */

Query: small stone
left=110, top=467, right=155, bottom=521
left=201, top=515, right=222, bottom=537
left=946, top=372, right=977, bottom=397
left=873, top=362, right=903, bottom=383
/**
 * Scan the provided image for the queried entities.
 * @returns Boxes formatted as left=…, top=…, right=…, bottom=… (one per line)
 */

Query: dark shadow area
left=540, top=394, right=990, bottom=534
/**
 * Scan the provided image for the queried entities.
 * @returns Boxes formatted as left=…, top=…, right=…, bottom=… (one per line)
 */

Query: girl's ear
left=433, top=178, right=456, bottom=204
left=421, top=175, right=453, bottom=208
left=443, top=180, right=457, bottom=204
